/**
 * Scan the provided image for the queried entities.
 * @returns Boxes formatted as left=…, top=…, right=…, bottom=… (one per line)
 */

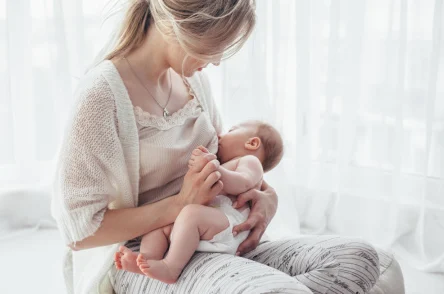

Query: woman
left=52, top=0, right=401, bottom=293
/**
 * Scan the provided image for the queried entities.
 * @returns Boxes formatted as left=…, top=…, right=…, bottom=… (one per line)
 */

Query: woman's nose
left=212, top=62, right=220, bottom=66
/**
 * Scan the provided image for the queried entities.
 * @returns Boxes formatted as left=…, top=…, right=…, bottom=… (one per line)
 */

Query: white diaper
left=196, top=195, right=250, bottom=255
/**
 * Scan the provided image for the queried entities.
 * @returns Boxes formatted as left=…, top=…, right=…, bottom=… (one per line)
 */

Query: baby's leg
left=137, top=204, right=229, bottom=284
left=140, top=224, right=172, bottom=260
left=114, top=225, right=172, bottom=275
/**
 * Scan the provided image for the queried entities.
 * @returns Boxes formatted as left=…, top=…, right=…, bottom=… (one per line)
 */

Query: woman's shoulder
left=74, top=60, right=125, bottom=109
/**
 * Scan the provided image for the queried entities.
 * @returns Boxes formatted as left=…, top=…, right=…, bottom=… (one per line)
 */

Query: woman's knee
left=342, top=239, right=380, bottom=271
left=298, top=238, right=380, bottom=293
left=335, top=239, right=381, bottom=291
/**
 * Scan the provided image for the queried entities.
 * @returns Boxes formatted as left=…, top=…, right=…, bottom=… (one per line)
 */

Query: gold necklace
left=124, top=57, right=173, bottom=117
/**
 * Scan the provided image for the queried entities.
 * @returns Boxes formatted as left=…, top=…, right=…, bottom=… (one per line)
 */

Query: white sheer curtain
left=1, top=0, right=443, bottom=273
left=207, top=0, right=444, bottom=273
left=0, top=0, right=115, bottom=188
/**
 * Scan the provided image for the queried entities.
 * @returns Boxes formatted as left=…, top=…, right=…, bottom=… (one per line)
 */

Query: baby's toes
left=114, top=252, right=122, bottom=262
left=136, top=254, right=146, bottom=266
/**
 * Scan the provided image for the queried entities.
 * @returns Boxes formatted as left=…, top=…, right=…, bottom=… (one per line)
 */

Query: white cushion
left=369, top=248, right=405, bottom=294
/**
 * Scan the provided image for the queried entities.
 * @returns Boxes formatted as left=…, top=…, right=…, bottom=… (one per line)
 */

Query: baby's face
left=217, top=122, right=257, bottom=164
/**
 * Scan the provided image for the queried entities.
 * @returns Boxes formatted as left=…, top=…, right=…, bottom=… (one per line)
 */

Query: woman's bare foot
left=114, top=246, right=143, bottom=275
left=136, top=254, right=182, bottom=284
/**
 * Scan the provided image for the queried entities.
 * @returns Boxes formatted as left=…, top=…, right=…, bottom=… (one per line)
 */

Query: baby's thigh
left=141, top=224, right=170, bottom=239
left=141, top=224, right=173, bottom=247
left=178, top=204, right=230, bottom=240
left=162, top=223, right=173, bottom=240
left=111, top=252, right=312, bottom=294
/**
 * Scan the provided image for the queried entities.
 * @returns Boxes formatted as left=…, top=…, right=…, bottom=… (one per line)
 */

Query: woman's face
left=167, top=43, right=222, bottom=77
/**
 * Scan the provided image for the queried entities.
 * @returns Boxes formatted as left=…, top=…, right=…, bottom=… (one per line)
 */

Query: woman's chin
left=187, top=68, right=205, bottom=77
left=184, top=72, right=196, bottom=77
left=170, top=67, right=194, bottom=77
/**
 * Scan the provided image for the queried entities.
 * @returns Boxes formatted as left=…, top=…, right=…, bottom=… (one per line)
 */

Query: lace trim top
left=133, top=78, right=204, bottom=130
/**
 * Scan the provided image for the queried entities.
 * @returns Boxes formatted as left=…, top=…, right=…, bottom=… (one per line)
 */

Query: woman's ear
left=245, top=137, right=261, bottom=151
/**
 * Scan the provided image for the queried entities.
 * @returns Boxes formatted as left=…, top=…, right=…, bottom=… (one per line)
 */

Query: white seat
left=369, top=248, right=405, bottom=294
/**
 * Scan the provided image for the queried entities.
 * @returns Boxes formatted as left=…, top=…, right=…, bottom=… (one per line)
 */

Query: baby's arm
left=219, top=155, right=263, bottom=195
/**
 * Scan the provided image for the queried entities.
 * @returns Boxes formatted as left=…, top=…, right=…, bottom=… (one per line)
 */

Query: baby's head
left=217, top=120, right=284, bottom=172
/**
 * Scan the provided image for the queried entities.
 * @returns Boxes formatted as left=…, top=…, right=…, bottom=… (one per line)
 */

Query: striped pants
left=110, top=236, right=380, bottom=294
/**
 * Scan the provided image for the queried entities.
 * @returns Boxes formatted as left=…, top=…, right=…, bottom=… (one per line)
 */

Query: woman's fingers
left=204, top=177, right=223, bottom=202
left=236, top=226, right=264, bottom=256
left=232, top=215, right=258, bottom=236
left=210, top=180, right=224, bottom=196
left=197, top=159, right=219, bottom=184
left=234, top=189, right=256, bottom=208
left=199, top=161, right=222, bottom=203
left=204, top=170, right=221, bottom=188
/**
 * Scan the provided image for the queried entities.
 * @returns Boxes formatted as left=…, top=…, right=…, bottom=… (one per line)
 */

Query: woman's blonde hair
left=105, top=0, right=256, bottom=61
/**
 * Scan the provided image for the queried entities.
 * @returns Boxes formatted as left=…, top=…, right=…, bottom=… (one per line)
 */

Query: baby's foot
left=114, top=246, right=143, bottom=275
left=137, top=254, right=182, bottom=284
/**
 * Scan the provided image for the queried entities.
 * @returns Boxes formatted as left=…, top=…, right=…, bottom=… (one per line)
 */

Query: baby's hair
left=247, top=120, right=284, bottom=172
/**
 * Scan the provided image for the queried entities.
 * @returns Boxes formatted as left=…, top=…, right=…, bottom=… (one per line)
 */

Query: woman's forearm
left=70, top=194, right=184, bottom=251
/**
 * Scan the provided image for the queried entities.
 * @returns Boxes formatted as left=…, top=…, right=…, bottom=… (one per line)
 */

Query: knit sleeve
left=52, top=74, right=125, bottom=245
left=198, top=72, right=224, bottom=135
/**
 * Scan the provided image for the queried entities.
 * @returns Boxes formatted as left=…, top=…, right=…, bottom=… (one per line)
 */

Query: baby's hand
left=188, top=146, right=217, bottom=172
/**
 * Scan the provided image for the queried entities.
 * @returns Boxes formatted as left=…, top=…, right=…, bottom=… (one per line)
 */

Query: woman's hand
left=178, top=146, right=223, bottom=206
left=232, top=180, right=278, bottom=256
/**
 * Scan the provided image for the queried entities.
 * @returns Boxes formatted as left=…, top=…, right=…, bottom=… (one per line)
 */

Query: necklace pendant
left=163, top=108, right=170, bottom=118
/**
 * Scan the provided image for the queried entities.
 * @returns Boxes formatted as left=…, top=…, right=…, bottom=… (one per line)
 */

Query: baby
left=114, top=120, right=284, bottom=284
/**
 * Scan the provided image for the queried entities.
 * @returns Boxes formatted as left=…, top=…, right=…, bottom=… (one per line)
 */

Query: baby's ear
left=245, top=137, right=261, bottom=150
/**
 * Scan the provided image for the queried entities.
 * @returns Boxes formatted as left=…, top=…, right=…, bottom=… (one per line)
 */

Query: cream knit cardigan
left=51, top=61, right=216, bottom=294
